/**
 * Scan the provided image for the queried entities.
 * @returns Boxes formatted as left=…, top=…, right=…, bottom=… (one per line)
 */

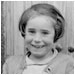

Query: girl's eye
left=28, top=30, right=35, bottom=34
left=42, top=32, right=49, bottom=35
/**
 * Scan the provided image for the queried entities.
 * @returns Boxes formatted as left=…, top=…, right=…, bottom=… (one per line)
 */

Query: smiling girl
left=3, top=3, right=74, bottom=74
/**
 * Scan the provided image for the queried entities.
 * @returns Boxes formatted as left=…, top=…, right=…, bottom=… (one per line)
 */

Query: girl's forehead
left=27, top=15, right=56, bottom=27
left=29, top=15, right=56, bottom=24
left=26, top=16, right=56, bottom=31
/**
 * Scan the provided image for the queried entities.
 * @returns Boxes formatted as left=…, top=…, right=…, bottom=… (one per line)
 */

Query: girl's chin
left=30, top=49, right=45, bottom=54
left=28, top=46, right=51, bottom=56
left=29, top=48, right=47, bottom=56
left=30, top=52, right=46, bottom=58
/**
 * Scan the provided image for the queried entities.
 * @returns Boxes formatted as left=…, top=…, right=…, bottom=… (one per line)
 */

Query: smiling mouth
left=31, top=44, right=45, bottom=48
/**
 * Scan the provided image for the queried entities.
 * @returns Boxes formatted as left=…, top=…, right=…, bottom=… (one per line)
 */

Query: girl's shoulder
left=5, top=55, right=25, bottom=64
left=3, top=55, right=26, bottom=73
left=56, top=52, right=74, bottom=62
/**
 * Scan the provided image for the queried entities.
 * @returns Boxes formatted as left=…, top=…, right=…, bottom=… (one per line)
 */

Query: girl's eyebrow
left=28, top=28, right=50, bottom=32
left=41, top=29, right=49, bottom=32
left=28, top=28, right=35, bottom=30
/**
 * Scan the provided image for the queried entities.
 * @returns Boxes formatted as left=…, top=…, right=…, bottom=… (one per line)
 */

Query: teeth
left=31, top=44, right=44, bottom=48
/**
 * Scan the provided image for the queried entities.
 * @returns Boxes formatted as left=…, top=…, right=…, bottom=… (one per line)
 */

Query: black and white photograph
left=1, top=1, right=74, bottom=74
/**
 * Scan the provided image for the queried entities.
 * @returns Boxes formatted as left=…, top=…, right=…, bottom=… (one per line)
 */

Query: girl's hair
left=19, top=3, right=65, bottom=42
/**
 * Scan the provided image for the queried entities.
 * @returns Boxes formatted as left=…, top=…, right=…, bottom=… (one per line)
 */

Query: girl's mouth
left=31, top=44, right=45, bottom=48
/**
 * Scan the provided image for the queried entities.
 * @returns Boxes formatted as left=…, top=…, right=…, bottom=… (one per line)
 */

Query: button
left=48, top=68, right=51, bottom=71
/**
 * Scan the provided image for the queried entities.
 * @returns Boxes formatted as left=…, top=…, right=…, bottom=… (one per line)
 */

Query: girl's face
left=25, top=16, right=56, bottom=58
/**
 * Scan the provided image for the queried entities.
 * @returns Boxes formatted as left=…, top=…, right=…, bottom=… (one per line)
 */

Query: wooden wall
left=1, top=1, right=74, bottom=57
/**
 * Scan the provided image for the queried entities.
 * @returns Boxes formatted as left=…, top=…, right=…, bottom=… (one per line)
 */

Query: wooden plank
left=5, top=1, right=11, bottom=56
left=2, top=1, right=7, bottom=57
left=13, top=1, right=24, bottom=55
left=23, top=1, right=32, bottom=10
left=10, top=2, right=14, bottom=55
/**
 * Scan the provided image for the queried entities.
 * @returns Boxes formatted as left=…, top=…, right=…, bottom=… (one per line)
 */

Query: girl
left=3, top=3, right=74, bottom=74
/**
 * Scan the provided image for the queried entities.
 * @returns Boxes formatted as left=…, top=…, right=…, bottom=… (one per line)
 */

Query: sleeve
left=65, top=58, right=74, bottom=74
left=2, top=62, right=8, bottom=74
left=2, top=55, right=25, bottom=74
left=2, top=56, right=14, bottom=74
left=2, top=56, right=13, bottom=74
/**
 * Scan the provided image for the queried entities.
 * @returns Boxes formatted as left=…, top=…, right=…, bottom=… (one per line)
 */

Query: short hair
left=19, top=3, right=65, bottom=42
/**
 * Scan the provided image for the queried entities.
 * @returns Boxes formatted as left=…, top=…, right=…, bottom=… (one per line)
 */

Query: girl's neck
left=28, top=49, right=54, bottom=63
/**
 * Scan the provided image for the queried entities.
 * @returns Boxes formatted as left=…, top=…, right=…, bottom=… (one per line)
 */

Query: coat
left=2, top=52, right=74, bottom=74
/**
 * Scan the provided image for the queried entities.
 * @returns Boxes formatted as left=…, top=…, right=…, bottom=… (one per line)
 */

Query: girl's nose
left=33, top=34, right=42, bottom=43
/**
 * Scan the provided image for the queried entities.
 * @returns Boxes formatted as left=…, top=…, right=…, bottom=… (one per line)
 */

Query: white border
left=1, top=0, right=75, bottom=2
left=0, top=1, right=74, bottom=75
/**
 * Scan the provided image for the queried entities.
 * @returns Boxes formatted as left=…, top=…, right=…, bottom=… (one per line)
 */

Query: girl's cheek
left=25, top=35, right=33, bottom=43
